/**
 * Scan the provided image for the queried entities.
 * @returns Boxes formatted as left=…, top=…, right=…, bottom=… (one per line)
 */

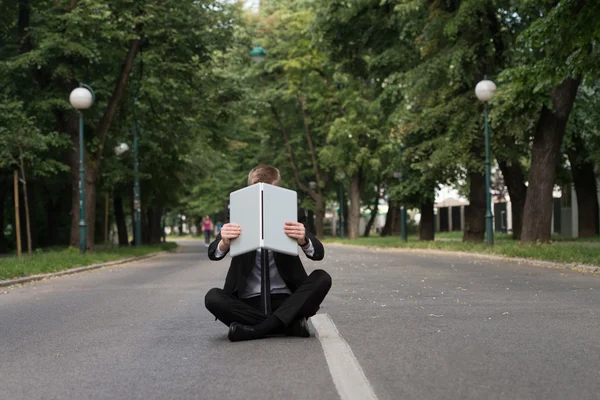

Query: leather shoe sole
left=228, top=322, right=259, bottom=342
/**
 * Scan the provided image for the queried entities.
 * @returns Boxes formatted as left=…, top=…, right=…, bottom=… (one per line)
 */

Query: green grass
left=323, top=236, right=600, bottom=267
left=0, top=242, right=178, bottom=281
left=405, top=231, right=514, bottom=241
left=550, top=234, right=600, bottom=242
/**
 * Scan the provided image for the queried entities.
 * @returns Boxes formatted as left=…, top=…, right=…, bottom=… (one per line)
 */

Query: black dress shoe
left=228, top=322, right=259, bottom=342
left=286, top=318, right=310, bottom=337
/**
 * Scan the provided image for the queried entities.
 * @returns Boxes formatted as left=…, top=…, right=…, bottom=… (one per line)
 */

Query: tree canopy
left=1, top=0, right=599, bottom=252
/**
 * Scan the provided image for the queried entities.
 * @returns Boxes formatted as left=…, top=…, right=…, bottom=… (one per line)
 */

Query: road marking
left=311, top=313, right=378, bottom=400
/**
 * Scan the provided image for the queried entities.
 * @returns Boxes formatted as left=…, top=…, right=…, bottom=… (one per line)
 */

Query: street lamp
left=69, top=83, right=95, bottom=253
left=475, top=77, right=496, bottom=245
left=114, top=142, right=129, bottom=156
left=115, top=131, right=141, bottom=246
left=394, top=166, right=408, bottom=242
left=250, top=42, right=269, bottom=313
left=132, top=113, right=141, bottom=247
left=336, top=172, right=345, bottom=239
left=249, top=43, right=266, bottom=63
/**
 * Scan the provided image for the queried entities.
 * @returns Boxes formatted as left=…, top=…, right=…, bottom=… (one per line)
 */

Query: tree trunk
left=195, top=218, right=202, bottom=238
left=0, top=179, right=7, bottom=253
left=348, top=172, right=362, bottom=239
left=84, top=167, right=98, bottom=250
left=104, top=192, right=109, bottom=248
left=314, top=196, right=325, bottom=237
left=343, top=197, right=349, bottom=237
left=45, top=196, right=59, bottom=247
left=130, top=190, right=136, bottom=244
left=147, top=207, right=162, bottom=244
left=306, top=209, right=316, bottom=235
left=27, top=180, right=38, bottom=250
left=381, top=200, right=397, bottom=236
left=392, top=205, right=402, bottom=235
left=18, top=163, right=32, bottom=259
left=141, top=205, right=150, bottom=244
left=419, top=199, right=435, bottom=241
left=566, top=127, right=600, bottom=238
left=498, top=161, right=527, bottom=240
left=13, top=171, right=22, bottom=260
left=179, top=214, right=184, bottom=236
left=364, top=192, right=380, bottom=237
left=463, top=169, right=486, bottom=242
left=521, top=77, right=582, bottom=243
left=570, top=160, right=599, bottom=237
left=114, top=194, right=129, bottom=246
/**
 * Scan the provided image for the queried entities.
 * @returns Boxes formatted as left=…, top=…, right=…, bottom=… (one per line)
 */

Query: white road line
left=311, top=313, right=378, bottom=400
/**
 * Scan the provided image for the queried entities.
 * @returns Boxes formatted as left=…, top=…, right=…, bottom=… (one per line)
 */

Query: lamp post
left=336, top=172, right=345, bottom=239
left=394, top=168, right=408, bottom=242
left=475, top=77, right=496, bottom=245
left=69, top=83, right=95, bottom=253
left=249, top=42, right=271, bottom=314
left=249, top=43, right=266, bottom=63
left=115, top=114, right=142, bottom=246
left=115, top=126, right=141, bottom=246
left=132, top=114, right=141, bottom=246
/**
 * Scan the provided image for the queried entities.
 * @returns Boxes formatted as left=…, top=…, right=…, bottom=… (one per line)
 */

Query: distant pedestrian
left=203, top=216, right=213, bottom=247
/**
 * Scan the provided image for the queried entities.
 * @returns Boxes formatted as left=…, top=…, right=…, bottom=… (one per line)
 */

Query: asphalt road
left=1, top=240, right=599, bottom=400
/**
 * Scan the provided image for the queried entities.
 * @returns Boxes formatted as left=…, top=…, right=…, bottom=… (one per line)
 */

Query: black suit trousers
left=205, top=269, right=332, bottom=327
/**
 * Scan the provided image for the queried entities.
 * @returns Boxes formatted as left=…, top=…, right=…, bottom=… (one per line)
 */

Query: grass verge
left=0, top=242, right=178, bottom=281
left=323, top=237, right=600, bottom=267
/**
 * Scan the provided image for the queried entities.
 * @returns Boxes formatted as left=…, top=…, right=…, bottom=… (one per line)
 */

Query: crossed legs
left=205, top=269, right=332, bottom=339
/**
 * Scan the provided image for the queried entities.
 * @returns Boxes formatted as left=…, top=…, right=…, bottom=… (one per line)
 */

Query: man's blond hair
left=248, top=165, right=281, bottom=186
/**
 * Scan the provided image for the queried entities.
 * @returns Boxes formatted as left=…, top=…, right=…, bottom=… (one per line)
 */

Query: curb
left=0, top=251, right=170, bottom=288
left=326, top=243, right=600, bottom=274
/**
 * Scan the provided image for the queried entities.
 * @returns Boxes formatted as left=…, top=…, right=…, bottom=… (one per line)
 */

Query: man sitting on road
left=204, top=165, right=331, bottom=342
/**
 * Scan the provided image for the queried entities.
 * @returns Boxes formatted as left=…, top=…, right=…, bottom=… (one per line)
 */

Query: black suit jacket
left=207, top=208, right=324, bottom=297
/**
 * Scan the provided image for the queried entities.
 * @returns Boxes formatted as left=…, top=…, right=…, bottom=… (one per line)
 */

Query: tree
left=2, top=0, right=239, bottom=250
left=314, top=0, right=420, bottom=239
left=513, top=0, right=600, bottom=243
left=564, top=83, right=600, bottom=237
left=0, top=98, right=67, bottom=257
left=244, top=0, right=335, bottom=237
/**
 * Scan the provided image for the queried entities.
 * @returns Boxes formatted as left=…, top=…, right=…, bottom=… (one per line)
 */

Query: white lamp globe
left=475, top=80, right=496, bottom=102
left=69, top=87, right=94, bottom=109
left=114, top=142, right=129, bottom=155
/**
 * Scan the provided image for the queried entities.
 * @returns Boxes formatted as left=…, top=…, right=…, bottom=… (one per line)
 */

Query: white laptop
left=229, top=183, right=298, bottom=257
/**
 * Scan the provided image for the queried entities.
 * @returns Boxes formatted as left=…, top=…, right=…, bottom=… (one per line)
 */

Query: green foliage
left=0, top=0, right=242, bottom=249
left=564, top=83, right=600, bottom=166
left=0, top=97, right=69, bottom=176
left=2, top=0, right=600, bottom=250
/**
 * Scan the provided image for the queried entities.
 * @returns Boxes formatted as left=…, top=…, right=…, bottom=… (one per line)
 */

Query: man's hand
left=284, top=221, right=308, bottom=247
left=219, top=223, right=241, bottom=251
